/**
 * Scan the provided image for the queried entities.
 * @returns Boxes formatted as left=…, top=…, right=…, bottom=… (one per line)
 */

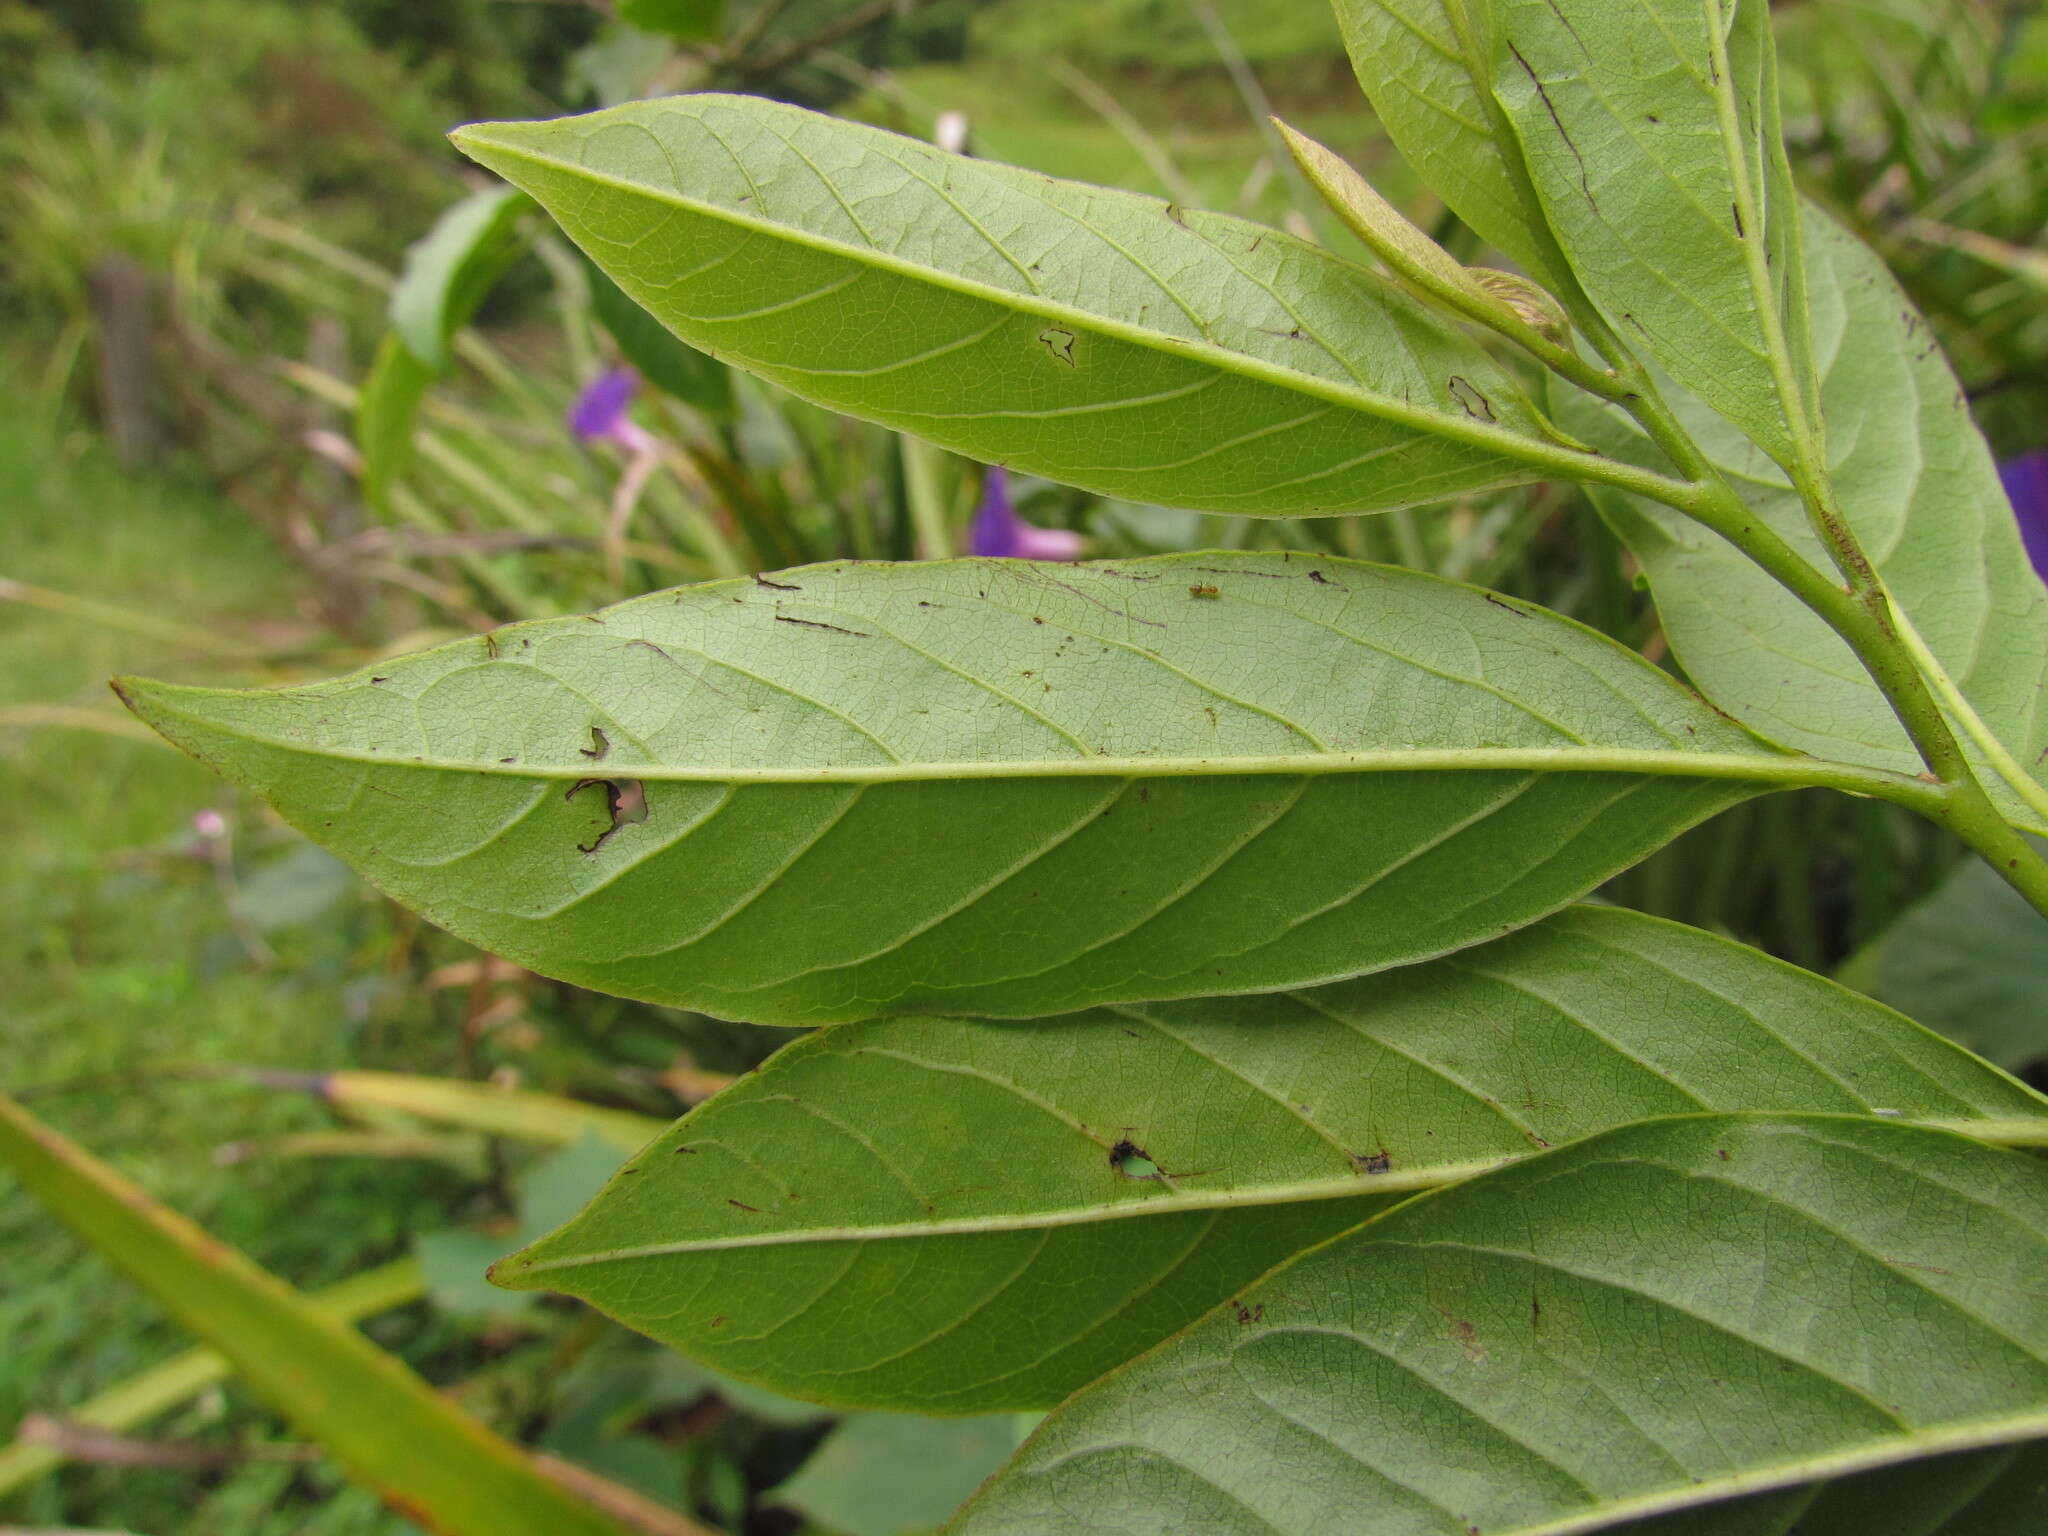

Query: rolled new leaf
left=952, top=1115, right=2048, bottom=1535
left=1332, top=0, right=1571, bottom=291
left=116, top=553, right=1851, bottom=1026
left=0, top=1092, right=639, bottom=1536
left=450, top=94, right=1567, bottom=518
left=491, top=907, right=2048, bottom=1412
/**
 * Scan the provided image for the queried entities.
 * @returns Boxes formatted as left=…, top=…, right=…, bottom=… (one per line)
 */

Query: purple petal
left=569, top=368, right=639, bottom=444
left=2001, top=451, right=2048, bottom=584
left=967, top=467, right=1080, bottom=561
left=1013, top=523, right=1085, bottom=560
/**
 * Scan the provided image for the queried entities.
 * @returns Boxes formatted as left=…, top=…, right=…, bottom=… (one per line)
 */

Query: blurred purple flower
left=569, top=367, right=654, bottom=454
left=968, top=468, right=1082, bottom=561
left=2003, top=451, right=2048, bottom=583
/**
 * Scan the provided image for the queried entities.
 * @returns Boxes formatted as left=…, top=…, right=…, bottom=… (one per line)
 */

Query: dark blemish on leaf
left=1646, top=113, right=1661, bottom=124
left=1231, top=1300, right=1265, bottom=1326
left=1202, top=706, right=1218, bottom=726
left=1138, top=785, right=1151, bottom=804
left=584, top=614, right=607, bottom=625
left=1256, top=326, right=1306, bottom=340
left=580, top=726, right=611, bottom=761
left=499, top=757, right=518, bottom=765
left=1530, top=1297, right=1542, bottom=1329
left=709, top=1315, right=728, bottom=1327
left=1509, top=43, right=1596, bottom=211
left=1307, top=569, right=1343, bottom=587
left=1121, top=1027, right=1140, bottom=1038
left=726, top=1200, right=759, bottom=1213
left=774, top=615, right=871, bottom=638
left=674, top=1144, right=697, bottom=1154
left=1716, top=1148, right=1729, bottom=1160
left=1188, top=584, right=1220, bottom=599
left=1109, top=1138, right=1164, bottom=1180
left=1353, top=1150, right=1393, bottom=1176
left=566, top=777, right=649, bottom=855
left=1164, top=202, right=1187, bottom=226
left=1443, top=1312, right=1486, bottom=1362
left=1448, top=376, right=1495, bottom=422
left=1198, top=565, right=1287, bottom=579
left=483, top=633, right=499, bottom=659
left=1037, top=327, right=1077, bottom=366
left=754, top=573, right=801, bottom=591
left=370, top=676, right=389, bottom=685
left=1731, top=202, right=1745, bottom=239
left=1484, top=593, right=1529, bottom=618
left=626, top=640, right=678, bottom=667
left=1540, top=0, right=1589, bottom=52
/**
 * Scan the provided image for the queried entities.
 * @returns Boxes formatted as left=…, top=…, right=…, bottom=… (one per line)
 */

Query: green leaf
left=356, top=330, right=434, bottom=513
left=0, top=1258, right=424, bottom=1501
left=585, top=256, right=736, bottom=419
left=490, top=906, right=2047, bottom=1412
left=769, top=1415, right=1021, bottom=1536
left=419, top=1133, right=628, bottom=1317
left=1841, top=837, right=2048, bottom=1074
left=318, top=1069, right=667, bottom=1151
left=1558, top=208, right=2048, bottom=832
left=617, top=0, right=724, bottom=42
left=1330, top=1, right=1570, bottom=290
left=951, top=1115, right=2048, bottom=1535
left=1492, top=0, right=1805, bottom=463
left=0, top=1091, right=639, bottom=1536
left=390, top=184, right=532, bottom=373
left=450, top=94, right=1568, bottom=518
left=1595, top=1441, right=2048, bottom=1534
left=117, top=553, right=1835, bottom=1026
left=361, top=186, right=532, bottom=511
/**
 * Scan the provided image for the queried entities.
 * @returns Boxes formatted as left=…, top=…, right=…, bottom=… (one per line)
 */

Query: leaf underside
left=952, top=1116, right=2048, bottom=1536
left=119, top=554, right=1781, bottom=1026
left=1493, top=0, right=1801, bottom=465
left=1561, top=207, right=2048, bottom=831
left=451, top=93, right=1560, bottom=518
left=494, top=906, right=2048, bottom=1414
left=1331, top=1, right=1569, bottom=291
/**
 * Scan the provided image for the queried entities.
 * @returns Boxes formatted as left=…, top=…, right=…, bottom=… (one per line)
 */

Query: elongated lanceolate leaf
left=1331, top=1, right=1570, bottom=291
left=1558, top=208, right=2048, bottom=832
left=0, top=1092, right=636, bottom=1536
left=1595, top=1440, right=2048, bottom=1535
left=491, top=907, right=2048, bottom=1413
left=952, top=1115, right=2048, bottom=1535
left=1493, top=0, right=1807, bottom=464
left=450, top=94, right=1567, bottom=517
left=118, top=554, right=1817, bottom=1026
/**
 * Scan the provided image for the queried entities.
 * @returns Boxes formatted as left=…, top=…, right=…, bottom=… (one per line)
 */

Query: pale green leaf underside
left=120, top=553, right=1801, bottom=1026
left=493, top=907, right=2047, bottom=1414
left=1332, top=1, right=1569, bottom=291
left=952, top=1116, right=2048, bottom=1536
left=1494, top=0, right=1799, bottom=464
left=1561, top=208, right=2048, bottom=832
left=450, top=93, right=1559, bottom=517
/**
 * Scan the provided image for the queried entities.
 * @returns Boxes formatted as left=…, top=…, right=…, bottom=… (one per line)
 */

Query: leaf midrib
left=450, top=124, right=1627, bottom=481
left=500, top=1115, right=2048, bottom=1277
left=121, top=685, right=1938, bottom=804
left=1443, top=1412, right=2048, bottom=1536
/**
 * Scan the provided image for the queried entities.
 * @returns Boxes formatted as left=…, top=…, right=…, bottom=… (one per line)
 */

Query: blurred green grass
left=0, top=385, right=472, bottom=1533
